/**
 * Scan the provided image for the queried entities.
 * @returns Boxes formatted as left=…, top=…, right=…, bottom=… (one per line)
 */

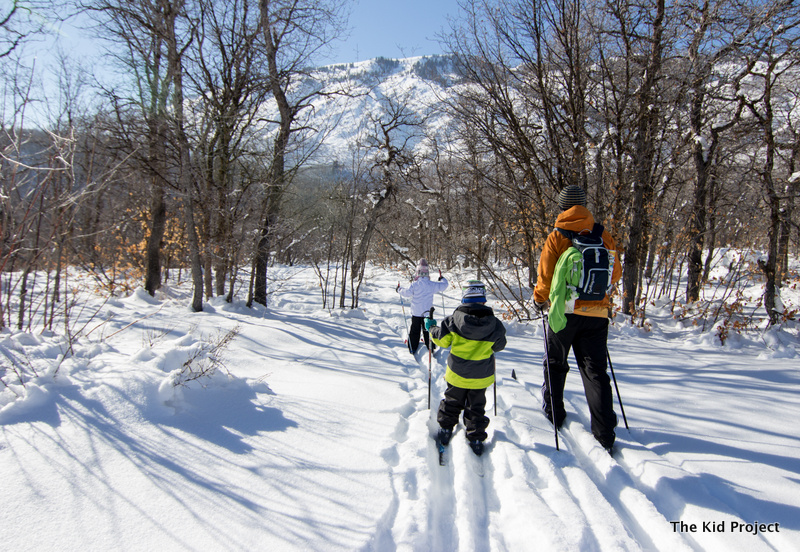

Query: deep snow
left=1, top=264, right=799, bottom=551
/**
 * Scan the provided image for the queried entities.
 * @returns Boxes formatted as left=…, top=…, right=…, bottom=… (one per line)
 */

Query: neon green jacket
left=548, top=247, right=582, bottom=333
left=430, top=304, right=506, bottom=389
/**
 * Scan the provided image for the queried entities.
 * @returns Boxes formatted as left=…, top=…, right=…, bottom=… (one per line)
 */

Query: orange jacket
left=533, top=206, right=622, bottom=319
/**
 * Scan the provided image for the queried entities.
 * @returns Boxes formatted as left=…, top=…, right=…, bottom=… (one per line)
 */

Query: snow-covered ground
left=1, top=264, right=798, bottom=551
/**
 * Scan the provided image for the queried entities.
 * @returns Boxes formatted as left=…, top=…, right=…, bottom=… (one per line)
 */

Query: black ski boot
left=469, top=440, right=484, bottom=456
left=438, top=427, right=453, bottom=446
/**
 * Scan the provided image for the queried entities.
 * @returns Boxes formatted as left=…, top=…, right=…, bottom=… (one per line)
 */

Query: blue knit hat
left=461, top=280, right=487, bottom=303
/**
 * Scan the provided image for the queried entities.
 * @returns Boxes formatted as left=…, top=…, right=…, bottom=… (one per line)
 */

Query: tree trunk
left=253, top=0, right=294, bottom=306
left=145, top=182, right=166, bottom=296
left=621, top=0, right=665, bottom=316
left=165, top=0, right=203, bottom=312
left=777, top=178, right=795, bottom=282
left=686, top=160, right=708, bottom=303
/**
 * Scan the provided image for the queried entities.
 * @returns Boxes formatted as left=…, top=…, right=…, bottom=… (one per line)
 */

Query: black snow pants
left=437, top=384, right=489, bottom=442
left=541, top=314, right=617, bottom=448
left=407, top=315, right=433, bottom=354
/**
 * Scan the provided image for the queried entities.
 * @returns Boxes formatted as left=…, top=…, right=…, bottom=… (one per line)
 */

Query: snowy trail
left=486, top=366, right=645, bottom=551
left=2, top=265, right=799, bottom=551
left=375, top=285, right=799, bottom=552
left=379, top=312, right=646, bottom=551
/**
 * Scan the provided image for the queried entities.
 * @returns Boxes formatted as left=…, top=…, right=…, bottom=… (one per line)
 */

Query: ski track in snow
left=382, top=340, right=496, bottom=552
left=379, top=317, right=652, bottom=551
left=372, top=275, right=797, bottom=552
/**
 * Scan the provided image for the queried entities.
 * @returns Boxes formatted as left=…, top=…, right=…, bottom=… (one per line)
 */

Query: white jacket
left=399, top=277, right=448, bottom=317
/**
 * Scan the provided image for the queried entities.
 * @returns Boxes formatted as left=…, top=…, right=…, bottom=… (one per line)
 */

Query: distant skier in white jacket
left=398, top=258, right=448, bottom=354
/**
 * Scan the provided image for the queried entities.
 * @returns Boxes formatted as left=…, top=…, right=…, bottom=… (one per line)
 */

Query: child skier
left=397, top=258, right=448, bottom=354
left=425, top=280, right=506, bottom=456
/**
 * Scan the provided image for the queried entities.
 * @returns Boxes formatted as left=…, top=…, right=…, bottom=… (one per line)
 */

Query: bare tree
left=625, top=0, right=667, bottom=315
left=250, top=0, right=348, bottom=307
left=87, top=0, right=176, bottom=296
left=679, top=0, right=770, bottom=303
left=162, top=0, right=204, bottom=311
left=349, top=94, right=423, bottom=307
left=740, top=7, right=800, bottom=324
left=87, top=0, right=204, bottom=310
left=189, top=0, right=270, bottom=300
left=0, top=1, right=51, bottom=59
left=442, top=0, right=590, bottom=291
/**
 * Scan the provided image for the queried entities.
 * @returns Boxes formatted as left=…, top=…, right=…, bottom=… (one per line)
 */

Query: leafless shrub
left=171, top=325, right=240, bottom=387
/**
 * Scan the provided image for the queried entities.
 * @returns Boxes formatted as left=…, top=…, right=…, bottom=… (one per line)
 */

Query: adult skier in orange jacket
left=533, top=185, right=622, bottom=452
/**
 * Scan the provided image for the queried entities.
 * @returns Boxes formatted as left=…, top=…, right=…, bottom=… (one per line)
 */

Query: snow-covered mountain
left=289, top=55, right=461, bottom=166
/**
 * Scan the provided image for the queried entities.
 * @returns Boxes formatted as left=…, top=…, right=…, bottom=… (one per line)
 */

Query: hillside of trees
left=2, top=0, right=799, bottom=338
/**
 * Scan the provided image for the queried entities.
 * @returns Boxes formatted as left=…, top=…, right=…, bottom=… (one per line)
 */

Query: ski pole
left=427, top=307, right=435, bottom=409
left=398, top=283, right=409, bottom=346
left=439, top=269, right=446, bottom=316
left=606, top=347, right=629, bottom=430
left=493, top=373, right=497, bottom=416
left=542, top=314, right=560, bottom=451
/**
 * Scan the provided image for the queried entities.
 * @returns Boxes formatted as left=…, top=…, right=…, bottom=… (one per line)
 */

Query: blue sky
left=28, top=1, right=462, bottom=95
left=40, top=1, right=462, bottom=68
left=16, top=1, right=462, bottom=126
left=328, top=0, right=462, bottom=63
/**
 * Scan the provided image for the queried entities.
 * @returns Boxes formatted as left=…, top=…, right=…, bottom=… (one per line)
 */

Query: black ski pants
left=407, top=315, right=433, bottom=354
left=437, top=384, right=489, bottom=442
left=541, top=314, right=616, bottom=448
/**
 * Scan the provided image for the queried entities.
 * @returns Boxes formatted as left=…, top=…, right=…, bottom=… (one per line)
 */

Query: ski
left=557, top=418, right=620, bottom=463
left=435, top=434, right=487, bottom=474
left=470, top=451, right=485, bottom=477
left=435, top=436, right=447, bottom=466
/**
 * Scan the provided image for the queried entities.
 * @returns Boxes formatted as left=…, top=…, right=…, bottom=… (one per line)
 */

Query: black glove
left=534, top=300, right=549, bottom=315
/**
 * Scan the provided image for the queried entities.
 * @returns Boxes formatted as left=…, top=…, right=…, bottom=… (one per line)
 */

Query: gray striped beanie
left=558, top=185, right=586, bottom=211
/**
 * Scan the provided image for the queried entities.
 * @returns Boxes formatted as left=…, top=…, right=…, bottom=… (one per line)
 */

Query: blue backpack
left=556, top=223, right=612, bottom=301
